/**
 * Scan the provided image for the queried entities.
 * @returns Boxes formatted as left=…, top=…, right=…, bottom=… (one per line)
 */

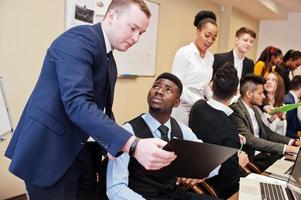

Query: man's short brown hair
left=106, top=0, right=151, bottom=18
left=235, top=27, right=256, bottom=39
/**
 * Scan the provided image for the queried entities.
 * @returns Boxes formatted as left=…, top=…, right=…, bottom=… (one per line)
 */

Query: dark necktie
left=158, top=125, right=169, bottom=142
left=106, top=51, right=117, bottom=120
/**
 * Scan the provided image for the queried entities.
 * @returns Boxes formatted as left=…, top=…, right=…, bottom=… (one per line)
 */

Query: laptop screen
left=287, top=149, right=301, bottom=193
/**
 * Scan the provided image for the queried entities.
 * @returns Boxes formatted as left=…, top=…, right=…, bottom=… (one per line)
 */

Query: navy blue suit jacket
left=5, top=23, right=131, bottom=187
left=284, top=92, right=301, bottom=138
left=212, top=50, right=254, bottom=79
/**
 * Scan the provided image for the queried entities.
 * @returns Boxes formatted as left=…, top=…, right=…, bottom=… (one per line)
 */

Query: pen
left=238, top=143, right=243, bottom=154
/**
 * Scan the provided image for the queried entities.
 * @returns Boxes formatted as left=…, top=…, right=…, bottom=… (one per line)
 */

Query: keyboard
left=260, top=182, right=286, bottom=200
left=292, top=190, right=301, bottom=200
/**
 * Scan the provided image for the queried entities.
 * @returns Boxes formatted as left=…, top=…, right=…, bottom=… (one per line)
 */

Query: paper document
left=270, top=103, right=301, bottom=114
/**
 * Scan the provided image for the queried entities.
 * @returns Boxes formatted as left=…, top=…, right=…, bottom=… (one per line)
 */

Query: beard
left=149, top=105, right=161, bottom=113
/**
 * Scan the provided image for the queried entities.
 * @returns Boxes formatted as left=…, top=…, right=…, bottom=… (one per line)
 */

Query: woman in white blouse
left=171, top=10, right=218, bottom=125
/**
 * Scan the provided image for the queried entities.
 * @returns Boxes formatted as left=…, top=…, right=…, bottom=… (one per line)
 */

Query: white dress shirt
left=227, top=50, right=244, bottom=105
left=241, top=100, right=260, bottom=138
left=171, top=42, right=214, bottom=125
left=207, top=98, right=233, bottom=116
left=233, top=50, right=244, bottom=80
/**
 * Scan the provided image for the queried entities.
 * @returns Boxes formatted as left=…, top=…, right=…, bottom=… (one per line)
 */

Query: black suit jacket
left=189, top=100, right=240, bottom=199
left=212, top=50, right=254, bottom=79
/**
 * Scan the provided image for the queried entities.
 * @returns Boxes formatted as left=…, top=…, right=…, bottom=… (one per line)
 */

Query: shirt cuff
left=283, top=144, right=288, bottom=154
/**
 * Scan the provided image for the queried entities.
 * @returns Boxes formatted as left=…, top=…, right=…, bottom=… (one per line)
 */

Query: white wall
left=258, top=12, right=301, bottom=57
left=258, top=12, right=301, bottom=74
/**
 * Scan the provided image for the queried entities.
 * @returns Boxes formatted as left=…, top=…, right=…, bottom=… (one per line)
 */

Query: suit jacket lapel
left=231, top=50, right=249, bottom=78
left=238, top=99, right=255, bottom=134
left=229, top=50, right=235, bottom=63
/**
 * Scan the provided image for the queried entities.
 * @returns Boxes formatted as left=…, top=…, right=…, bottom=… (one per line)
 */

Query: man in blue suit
left=5, top=1, right=176, bottom=199
left=285, top=75, right=301, bottom=138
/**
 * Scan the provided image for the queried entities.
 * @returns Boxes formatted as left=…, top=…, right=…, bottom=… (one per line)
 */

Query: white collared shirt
left=171, top=42, right=214, bottom=125
left=241, top=100, right=260, bottom=138
left=233, top=50, right=244, bottom=80
left=207, top=98, right=233, bottom=116
left=101, top=22, right=112, bottom=54
left=171, top=42, right=214, bottom=105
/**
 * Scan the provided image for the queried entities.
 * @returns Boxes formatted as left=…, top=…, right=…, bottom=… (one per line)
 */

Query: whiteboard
left=0, top=78, right=12, bottom=136
left=65, top=0, right=159, bottom=76
left=114, top=1, right=159, bottom=76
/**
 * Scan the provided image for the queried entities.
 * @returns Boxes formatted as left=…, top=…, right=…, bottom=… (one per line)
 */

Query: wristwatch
left=129, top=137, right=140, bottom=157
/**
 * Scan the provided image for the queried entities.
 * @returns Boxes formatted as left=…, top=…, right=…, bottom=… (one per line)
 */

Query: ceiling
left=208, top=0, right=301, bottom=20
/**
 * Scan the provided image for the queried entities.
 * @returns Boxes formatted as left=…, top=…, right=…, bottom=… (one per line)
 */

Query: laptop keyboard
left=291, top=190, right=301, bottom=200
left=260, top=182, right=286, bottom=200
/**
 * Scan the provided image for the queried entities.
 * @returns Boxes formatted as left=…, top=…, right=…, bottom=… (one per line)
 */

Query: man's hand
left=238, top=151, right=249, bottom=167
left=268, top=114, right=278, bottom=122
left=294, top=140, right=301, bottom=147
left=176, top=177, right=205, bottom=187
left=275, top=112, right=285, bottom=120
left=285, top=145, right=300, bottom=154
left=133, top=138, right=177, bottom=170
left=263, top=105, right=274, bottom=113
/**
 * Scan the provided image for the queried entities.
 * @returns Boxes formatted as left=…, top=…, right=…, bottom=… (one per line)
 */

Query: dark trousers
left=26, top=142, right=103, bottom=200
